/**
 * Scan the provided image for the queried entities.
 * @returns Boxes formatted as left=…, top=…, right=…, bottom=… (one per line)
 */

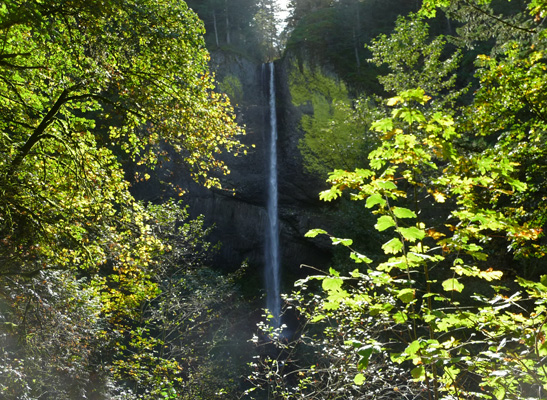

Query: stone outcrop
left=131, top=50, right=333, bottom=285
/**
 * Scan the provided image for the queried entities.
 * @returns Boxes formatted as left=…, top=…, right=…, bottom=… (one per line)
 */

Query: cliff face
left=199, top=52, right=332, bottom=278
left=131, top=50, right=333, bottom=283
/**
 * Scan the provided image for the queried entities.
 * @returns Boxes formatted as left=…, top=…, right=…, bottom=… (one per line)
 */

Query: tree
left=367, top=14, right=466, bottom=108
left=289, top=62, right=379, bottom=178
left=253, top=0, right=283, bottom=61
left=284, top=0, right=418, bottom=90
left=0, top=0, right=244, bottom=277
left=0, top=0, right=246, bottom=398
left=186, top=0, right=259, bottom=51
left=108, top=201, right=252, bottom=399
left=249, top=0, right=547, bottom=398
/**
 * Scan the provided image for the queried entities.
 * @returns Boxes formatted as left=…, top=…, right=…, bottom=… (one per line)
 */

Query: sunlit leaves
left=442, top=278, right=465, bottom=293
left=452, top=263, right=503, bottom=281
left=350, top=251, right=372, bottom=264
left=305, top=70, right=546, bottom=397
left=0, top=1, right=246, bottom=397
left=371, top=117, right=393, bottom=132
left=382, top=238, right=403, bottom=254
left=322, top=276, right=344, bottom=292
left=305, top=228, right=328, bottom=238
left=375, top=215, right=395, bottom=231
left=397, top=288, right=415, bottom=303
left=418, top=0, right=451, bottom=18
left=262, top=1, right=547, bottom=398
left=392, top=207, right=416, bottom=219
left=353, top=373, right=366, bottom=385
left=365, top=193, right=386, bottom=208
left=397, top=226, right=426, bottom=242
left=411, top=365, right=426, bottom=381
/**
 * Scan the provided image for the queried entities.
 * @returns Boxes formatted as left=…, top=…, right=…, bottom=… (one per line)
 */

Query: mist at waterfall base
left=264, top=62, right=282, bottom=329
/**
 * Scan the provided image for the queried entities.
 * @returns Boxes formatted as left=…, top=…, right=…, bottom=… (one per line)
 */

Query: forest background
left=1, top=0, right=547, bottom=399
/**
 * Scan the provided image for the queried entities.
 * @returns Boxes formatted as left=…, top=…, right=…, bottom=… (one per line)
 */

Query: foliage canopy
left=249, top=1, right=547, bottom=399
left=0, top=1, right=247, bottom=398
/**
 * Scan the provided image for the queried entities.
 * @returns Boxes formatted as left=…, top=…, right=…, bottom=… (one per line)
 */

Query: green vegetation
left=219, top=75, right=245, bottom=105
left=4, top=0, right=547, bottom=398
left=0, top=0, right=247, bottom=398
left=290, top=63, right=376, bottom=178
left=248, top=0, right=547, bottom=399
left=185, top=0, right=281, bottom=61
left=285, top=0, right=419, bottom=91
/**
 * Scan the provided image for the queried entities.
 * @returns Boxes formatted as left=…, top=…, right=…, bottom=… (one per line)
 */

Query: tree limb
left=8, top=89, right=69, bottom=174
left=462, top=0, right=537, bottom=34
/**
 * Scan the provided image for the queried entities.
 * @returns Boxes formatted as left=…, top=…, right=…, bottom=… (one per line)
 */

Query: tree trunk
left=213, top=8, right=220, bottom=47
left=225, top=0, right=231, bottom=44
left=353, top=5, right=361, bottom=70
left=353, top=28, right=360, bottom=70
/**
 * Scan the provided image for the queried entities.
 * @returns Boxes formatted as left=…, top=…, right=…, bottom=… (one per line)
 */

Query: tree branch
left=462, top=0, right=537, bottom=34
left=0, top=60, right=44, bottom=70
left=0, top=52, right=31, bottom=59
left=8, top=89, right=69, bottom=174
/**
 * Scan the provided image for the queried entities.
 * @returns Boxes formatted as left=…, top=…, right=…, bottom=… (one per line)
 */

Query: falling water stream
left=265, top=62, right=281, bottom=328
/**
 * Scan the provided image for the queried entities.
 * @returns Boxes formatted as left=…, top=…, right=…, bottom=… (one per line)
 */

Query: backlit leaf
left=442, top=278, right=464, bottom=293
left=375, top=215, right=396, bottom=232
left=354, top=373, right=366, bottom=385
left=305, top=229, right=327, bottom=238
left=398, top=226, right=426, bottom=242
left=411, top=365, right=426, bottom=381
left=366, top=193, right=386, bottom=208
left=382, top=238, right=403, bottom=254
left=392, top=207, right=417, bottom=219
left=397, top=288, right=415, bottom=303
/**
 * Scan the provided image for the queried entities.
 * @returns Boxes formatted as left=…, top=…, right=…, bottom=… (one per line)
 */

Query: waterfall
left=265, top=62, right=281, bottom=327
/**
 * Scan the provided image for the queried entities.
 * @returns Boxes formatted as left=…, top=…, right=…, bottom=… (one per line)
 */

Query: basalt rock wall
left=132, top=50, right=333, bottom=284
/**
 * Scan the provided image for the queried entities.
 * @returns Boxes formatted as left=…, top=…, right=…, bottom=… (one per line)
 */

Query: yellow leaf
left=432, top=191, right=446, bottom=203
left=382, top=128, right=403, bottom=140
left=426, top=228, right=446, bottom=240
left=387, top=96, right=403, bottom=106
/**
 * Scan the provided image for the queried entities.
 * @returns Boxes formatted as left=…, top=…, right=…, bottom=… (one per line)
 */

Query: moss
left=218, top=74, right=244, bottom=105
left=288, top=62, right=371, bottom=178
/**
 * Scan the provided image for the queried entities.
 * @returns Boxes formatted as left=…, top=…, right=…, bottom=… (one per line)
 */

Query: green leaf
left=538, top=341, right=547, bottom=357
left=397, top=288, right=415, bottom=303
left=493, top=385, right=506, bottom=400
left=405, top=340, right=421, bottom=357
left=354, top=373, right=366, bottom=385
left=319, top=187, right=343, bottom=201
left=393, top=311, right=408, bottom=323
left=371, top=118, right=393, bottom=132
left=311, top=314, right=326, bottom=323
left=375, top=215, right=396, bottom=232
left=386, top=96, right=403, bottom=106
left=411, top=365, right=426, bottom=381
left=395, top=108, right=427, bottom=124
left=350, top=251, right=372, bottom=264
left=398, top=226, right=426, bottom=242
left=382, top=238, right=403, bottom=254
left=366, top=193, right=386, bottom=208
left=322, top=277, right=344, bottom=292
left=376, top=180, right=397, bottom=190
left=331, top=237, right=353, bottom=246
left=392, top=207, right=417, bottom=219
left=357, top=347, right=374, bottom=370
left=442, top=278, right=464, bottom=293
left=305, top=229, right=327, bottom=238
